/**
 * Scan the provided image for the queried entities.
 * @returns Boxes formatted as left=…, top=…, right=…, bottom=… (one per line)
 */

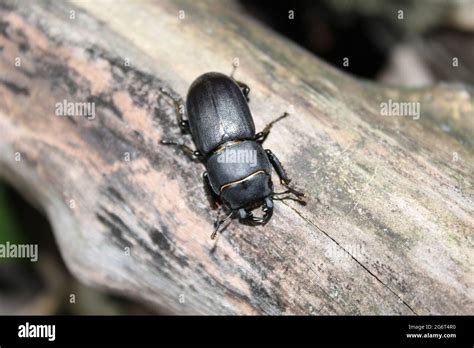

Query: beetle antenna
left=211, top=211, right=233, bottom=239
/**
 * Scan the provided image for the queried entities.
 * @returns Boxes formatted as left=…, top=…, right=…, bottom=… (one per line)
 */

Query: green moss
left=0, top=184, right=23, bottom=244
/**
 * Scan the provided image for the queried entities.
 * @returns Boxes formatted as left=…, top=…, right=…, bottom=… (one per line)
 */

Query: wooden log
left=0, top=0, right=472, bottom=315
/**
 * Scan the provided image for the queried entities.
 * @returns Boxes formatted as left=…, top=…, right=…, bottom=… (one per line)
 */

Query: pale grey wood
left=0, top=0, right=472, bottom=314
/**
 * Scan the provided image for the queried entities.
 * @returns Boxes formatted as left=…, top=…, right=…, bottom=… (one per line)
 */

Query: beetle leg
left=255, top=112, right=289, bottom=143
left=203, top=171, right=220, bottom=209
left=159, top=88, right=190, bottom=133
left=234, top=80, right=251, bottom=102
left=265, top=149, right=306, bottom=202
left=229, top=63, right=251, bottom=102
left=261, top=197, right=274, bottom=223
left=211, top=209, right=233, bottom=240
left=265, top=149, right=291, bottom=184
left=160, top=139, right=203, bottom=161
left=273, top=194, right=307, bottom=205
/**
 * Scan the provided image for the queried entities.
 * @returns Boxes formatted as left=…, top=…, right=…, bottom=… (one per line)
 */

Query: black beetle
left=160, top=71, right=305, bottom=239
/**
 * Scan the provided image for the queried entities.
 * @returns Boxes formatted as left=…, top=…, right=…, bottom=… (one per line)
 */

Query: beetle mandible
left=160, top=70, right=305, bottom=239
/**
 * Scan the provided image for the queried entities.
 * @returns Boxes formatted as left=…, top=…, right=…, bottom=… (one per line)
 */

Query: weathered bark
left=0, top=0, right=472, bottom=315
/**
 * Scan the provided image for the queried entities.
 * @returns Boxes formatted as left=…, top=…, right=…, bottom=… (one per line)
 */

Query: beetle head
left=220, top=171, right=273, bottom=211
left=237, top=196, right=274, bottom=226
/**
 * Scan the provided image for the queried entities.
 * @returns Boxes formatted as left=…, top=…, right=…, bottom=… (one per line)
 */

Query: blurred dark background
left=1, top=0, right=473, bottom=315
left=240, top=0, right=474, bottom=85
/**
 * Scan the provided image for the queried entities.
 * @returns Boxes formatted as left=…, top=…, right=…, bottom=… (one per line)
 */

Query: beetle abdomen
left=186, top=72, right=255, bottom=154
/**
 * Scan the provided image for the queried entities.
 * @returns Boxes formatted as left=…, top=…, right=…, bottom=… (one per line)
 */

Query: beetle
left=160, top=71, right=305, bottom=239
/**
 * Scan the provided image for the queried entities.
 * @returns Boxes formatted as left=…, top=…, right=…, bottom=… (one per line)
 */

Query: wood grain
left=0, top=0, right=472, bottom=314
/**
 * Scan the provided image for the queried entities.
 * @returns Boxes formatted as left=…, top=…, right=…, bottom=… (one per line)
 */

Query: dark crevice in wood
left=0, top=78, right=29, bottom=96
